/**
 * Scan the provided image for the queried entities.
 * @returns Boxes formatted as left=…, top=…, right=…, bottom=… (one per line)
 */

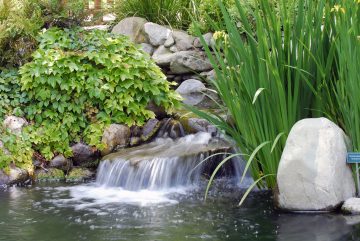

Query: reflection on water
left=277, top=214, right=358, bottom=241
left=0, top=182, right=360, bottom=241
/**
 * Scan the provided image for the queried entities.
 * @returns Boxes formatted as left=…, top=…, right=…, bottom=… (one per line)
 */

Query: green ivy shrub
left=0, top=69, right=28, bottom=119
left=0, top=127, right=34, bottom=173
left=19, top=27, right=181, bottom=160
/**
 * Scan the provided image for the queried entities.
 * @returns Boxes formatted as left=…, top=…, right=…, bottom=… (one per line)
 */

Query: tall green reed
left=332, top=1, right=360, bottom=151
left=190, top=0, right=339, bottom=190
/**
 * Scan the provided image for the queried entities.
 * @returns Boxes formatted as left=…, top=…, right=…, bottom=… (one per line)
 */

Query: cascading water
left=56, top=132, right=252, bottom=206
left=96, top=132, right=234, bottom=190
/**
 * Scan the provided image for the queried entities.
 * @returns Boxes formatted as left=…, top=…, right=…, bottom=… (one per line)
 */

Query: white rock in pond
left=176, top=79, right=206, bottom=106
left=152, top=45, right=175, bottom=66
left=140, top=43, right=154, bottom=55
left=3, top=116, right=27, bottom=135
left=144, top=22, right=171, bottom=46
left=342, top=198, right=360, bottom=215
left=172, top=30, right=195, bottom=51
left=276, top=118, right=355, bottom=211
left=111, top=17, right=148, bottom=44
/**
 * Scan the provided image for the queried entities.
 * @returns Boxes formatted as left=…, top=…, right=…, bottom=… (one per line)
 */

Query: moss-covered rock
left=66, top=168, right=94, bottom=183
left=35, top=168, right=65, bottom=182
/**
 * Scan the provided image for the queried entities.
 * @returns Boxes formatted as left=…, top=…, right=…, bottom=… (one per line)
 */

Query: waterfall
left=96, top=132, right=240, bottom=190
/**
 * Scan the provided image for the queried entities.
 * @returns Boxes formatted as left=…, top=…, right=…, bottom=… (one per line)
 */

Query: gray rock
left=0, top=170, right=9, bottom=185
left=342, top=198, right=360, bottom=215
left=168, top=120, right=185, bottom=139
left=194, top=33, right=213, bottom=48
left=144, top=22, right=171, bottom=46
left=275, top=118, right=355, bottom=211
left=169, top=46, right=178, bottom=53
left=152, top=45, right=174, bottom=66
left=8, top=167, right=29, bottom=185
left=170, top=51, right=212, bottom=74
left=71, top=143, right=98, bottom=166
left=111, top=17, right=148, bottom=44
left=200, top=69, right=216, bottom=81
left=140, top=43, right=154, bottom=55
left=3, top=116, right=27, bottom=135
left=172, top=30, right=195, bottom=51
left=130, top=136, right=142, bottom=147
left=141, top=119, right=161, bottom=142
left=101, top=124, right=131, bottom=155
left=164, top=35, right=175, bottom=47
left=183, top=118, right=217, bottom=136
left=49, top=155, right=72, bottom=171
left=176, top=79, right=206, bottom=106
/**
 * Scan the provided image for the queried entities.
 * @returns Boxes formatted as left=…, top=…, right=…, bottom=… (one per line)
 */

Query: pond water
left=0, top=180, right=360, bottom=241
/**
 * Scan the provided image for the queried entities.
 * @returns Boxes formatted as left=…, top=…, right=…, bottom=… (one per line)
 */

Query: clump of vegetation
left=192, top=0, right=355, bottom=194
left=113, top=0, right=196, bottom=30
left=18, top=27, right=180, bottom=160
left=332, top=1, right=360, bottom=152
left=0, top=69, right=28, bottom=119
left=0, top=127, right=34, bottom=173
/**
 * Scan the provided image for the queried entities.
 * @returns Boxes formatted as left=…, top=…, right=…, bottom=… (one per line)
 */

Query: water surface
left=0, top=181, right=359, bottom=241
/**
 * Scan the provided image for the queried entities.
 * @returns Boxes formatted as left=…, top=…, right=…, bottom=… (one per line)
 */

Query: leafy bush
left=0, top=0, right=86, bottom=67
left=0, top=69, right=28, bottom=119
left=192, top=0, right=340, bottom=192
left=19, top=27, right=180, bottom=160
left=0, top=127, right=34, bottom=173
left=113, top=0, right=196, bottom=30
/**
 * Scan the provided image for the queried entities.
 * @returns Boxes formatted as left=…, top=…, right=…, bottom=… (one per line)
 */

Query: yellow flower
left=331, top=4, right=345, bottom=13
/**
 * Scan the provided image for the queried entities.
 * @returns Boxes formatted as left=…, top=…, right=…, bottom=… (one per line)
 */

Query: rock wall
left=111, top=17, right=218, bottom=109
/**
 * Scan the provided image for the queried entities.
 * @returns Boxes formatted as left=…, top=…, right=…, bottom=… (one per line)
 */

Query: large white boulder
left=276, top=117, right=355, bottom=211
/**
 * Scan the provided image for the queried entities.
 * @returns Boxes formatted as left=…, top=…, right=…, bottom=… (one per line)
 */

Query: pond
left=0, top=180, right=359, bottom=241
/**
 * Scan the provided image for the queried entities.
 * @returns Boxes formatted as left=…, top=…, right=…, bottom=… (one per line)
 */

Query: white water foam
left=45, top=184, right=197, bottom=211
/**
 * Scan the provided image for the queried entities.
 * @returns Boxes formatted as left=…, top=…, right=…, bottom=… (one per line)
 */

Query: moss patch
left=66, top=168, right=93, bottom=183
left=35, top=168, right=65, bottom=182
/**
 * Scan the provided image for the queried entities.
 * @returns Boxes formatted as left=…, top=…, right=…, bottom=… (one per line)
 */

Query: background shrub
left=19, top=27, right=180, bottom=159
left=0, top=0, right=86, bottom=68
left=113, top=0, right=196, bottom=30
